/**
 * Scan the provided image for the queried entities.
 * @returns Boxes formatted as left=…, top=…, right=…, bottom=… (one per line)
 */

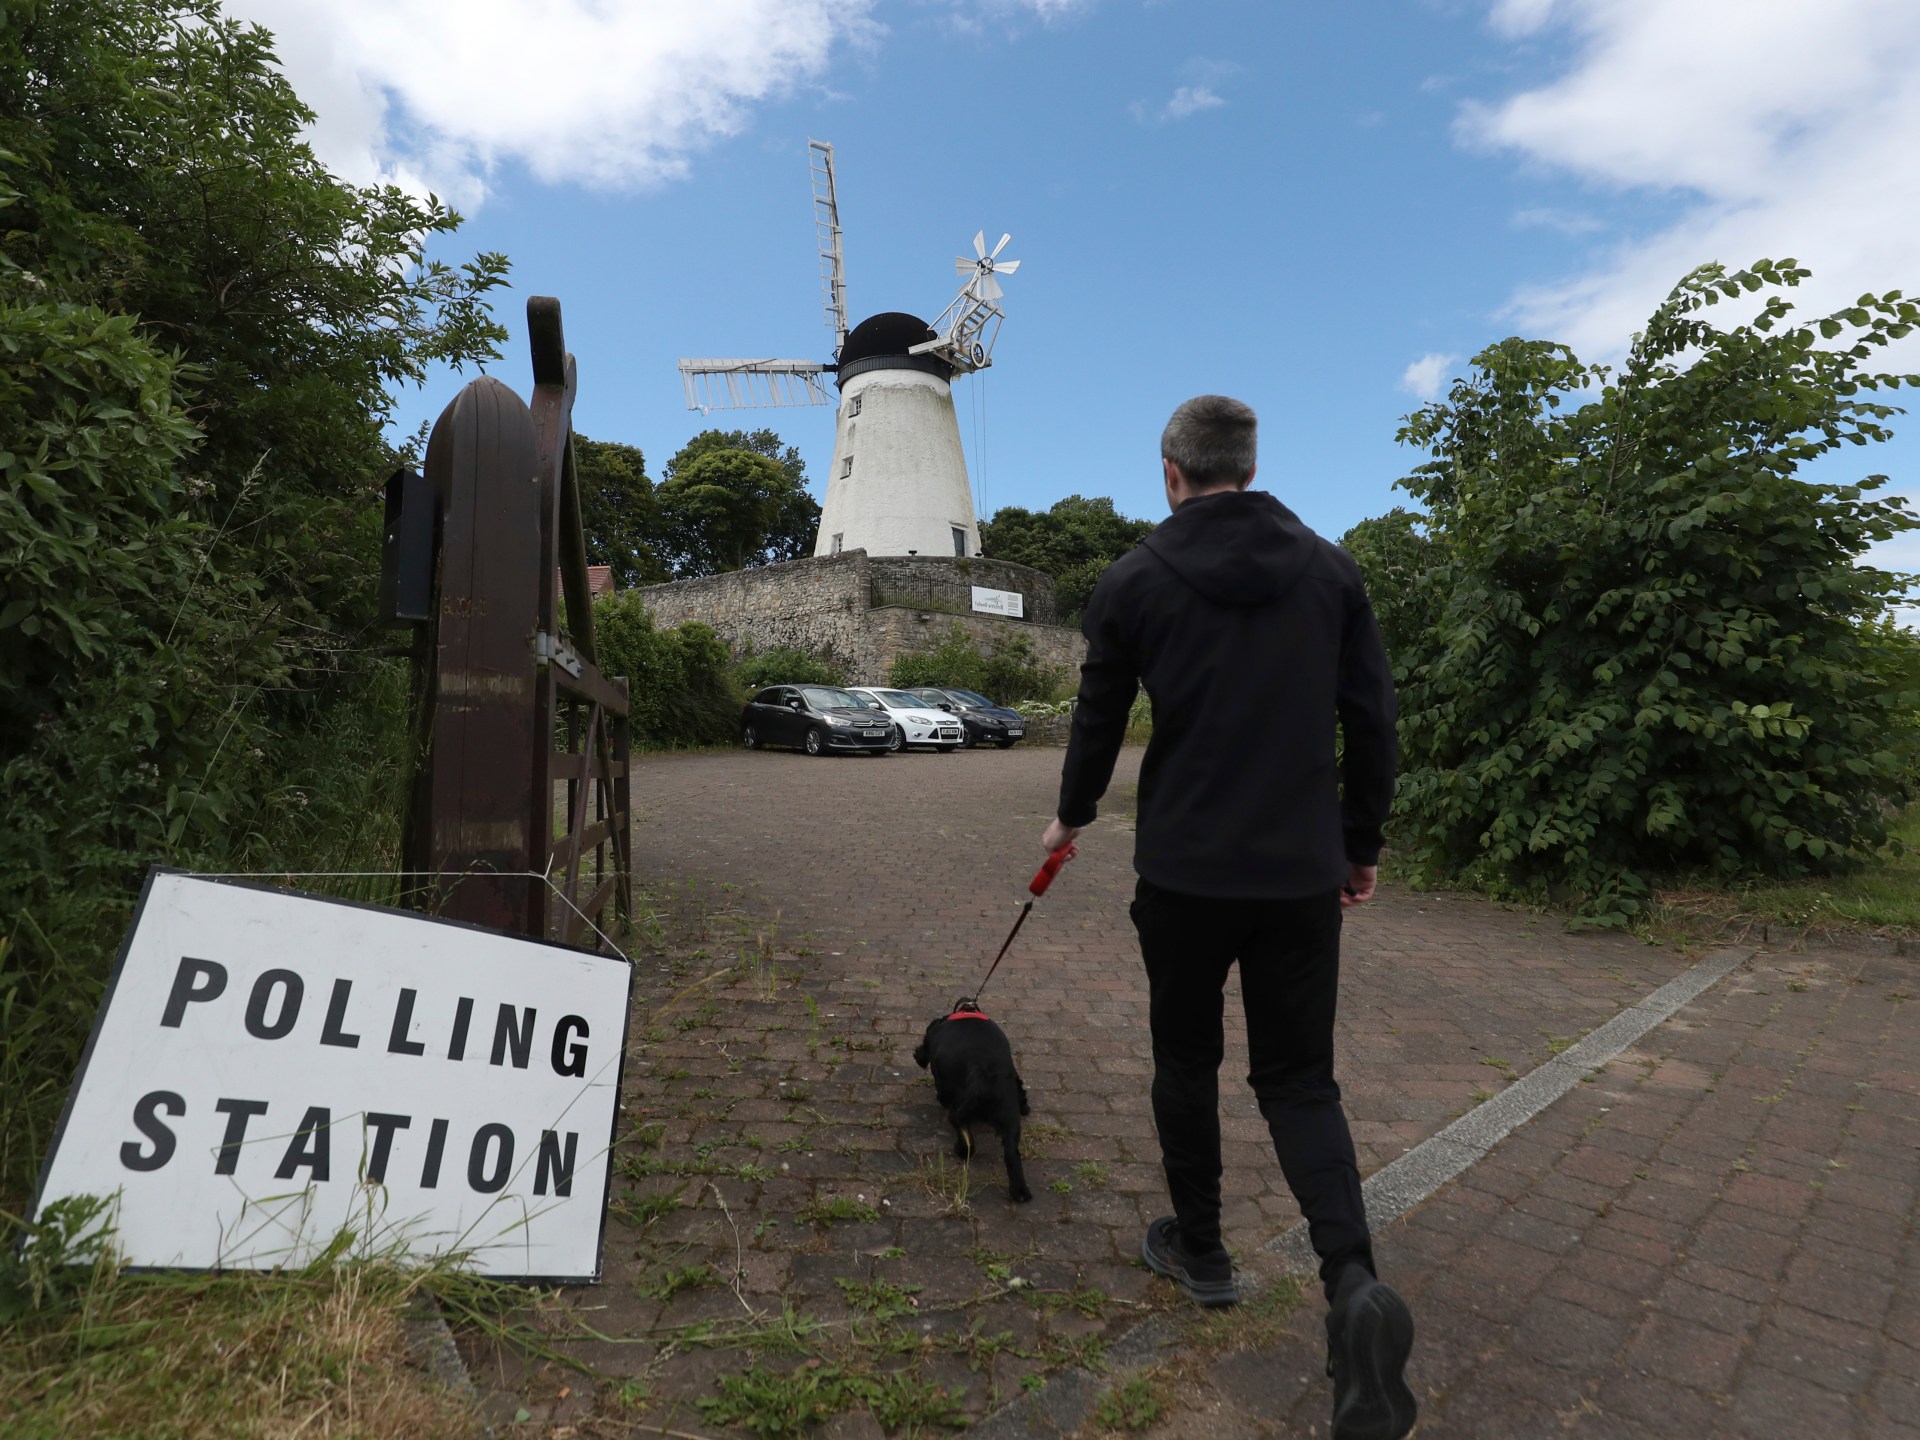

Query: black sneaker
left=1140, top=1217, right=1238, bottom=1308
left=1325, top=1266, right=1416, bottom=1440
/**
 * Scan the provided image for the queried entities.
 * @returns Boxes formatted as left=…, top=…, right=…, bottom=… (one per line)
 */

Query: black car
left=742, top=685, right=895, bottom=756
left=907, top=688, right=1028, bottom=748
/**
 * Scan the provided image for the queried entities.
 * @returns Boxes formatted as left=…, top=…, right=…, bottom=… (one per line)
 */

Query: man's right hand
left=1340, top=864, right=1378, bottom=908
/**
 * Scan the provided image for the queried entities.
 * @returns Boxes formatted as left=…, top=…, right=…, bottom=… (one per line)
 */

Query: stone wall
left=858, top=606, right=1085, bottom=688
left=634, top=550, right=1085, bottom=690
left=865, top=555, right=1057, bottom=626
left=636, top=552, right=868, bottom=674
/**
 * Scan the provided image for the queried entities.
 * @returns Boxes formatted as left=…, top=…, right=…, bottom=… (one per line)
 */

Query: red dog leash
left=957, top=844, right=1077, bottom=1009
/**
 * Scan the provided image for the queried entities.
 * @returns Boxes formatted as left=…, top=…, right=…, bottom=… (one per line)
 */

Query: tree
left=573, top=435, right=668, bottom=587
left=1338, top=507, right=1437, bottom=671
left=656, top=429, right=819, bottom=577
left=0, top=0, right=507, bottom=1191
left=979, top=494, right=1156, bottom=620
left=1377, top=259, right=1920, bottom=924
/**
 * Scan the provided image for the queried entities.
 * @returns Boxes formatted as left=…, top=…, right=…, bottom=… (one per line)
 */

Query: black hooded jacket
left=1057, top=489, right=1397, bottom=899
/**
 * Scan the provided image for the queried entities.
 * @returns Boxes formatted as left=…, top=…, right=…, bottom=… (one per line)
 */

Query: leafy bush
left=734, top=644, right=844, bottom=690
left=1367, top=260, right=1920, bottom=924
left=888, top=623, right=1067, bottom=704
left=593, top=596, right=744, bottom=748
left=0, top=0, right=505, bottom=1199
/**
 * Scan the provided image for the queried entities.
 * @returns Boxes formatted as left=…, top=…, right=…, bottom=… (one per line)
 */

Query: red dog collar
left=945, top=1009, right=991, bottom=1022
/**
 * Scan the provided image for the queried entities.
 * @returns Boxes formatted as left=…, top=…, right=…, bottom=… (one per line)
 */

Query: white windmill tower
left=676, top=141, right=1020, bottom=560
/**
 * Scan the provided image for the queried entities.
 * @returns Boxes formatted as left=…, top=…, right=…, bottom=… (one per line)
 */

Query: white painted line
left=1264, top=946, right=1752, bottom=1271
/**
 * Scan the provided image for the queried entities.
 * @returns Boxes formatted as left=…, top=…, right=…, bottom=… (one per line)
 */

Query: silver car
left=846, top=687, right=966, bottom=753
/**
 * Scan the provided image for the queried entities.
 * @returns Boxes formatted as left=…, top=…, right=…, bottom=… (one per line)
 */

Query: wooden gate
left=394, top=297, right=631, bottom=945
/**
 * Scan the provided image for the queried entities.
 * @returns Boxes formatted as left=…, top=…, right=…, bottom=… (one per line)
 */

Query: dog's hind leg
left=950, top=1117, right=973, bottom=1160
left=996, top=1108, right=1032, bottom=1203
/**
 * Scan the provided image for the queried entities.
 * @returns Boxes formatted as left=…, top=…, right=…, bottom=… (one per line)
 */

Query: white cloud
left=1459, top=0, right=1920, bottom=358
left=227, top=0, right=882, bottom=201
left=1130, top=58, right=1235, bottom=125
left=1165, top=85, right=1226, bottom=120
left=1401, top=352, right=1459, bottom=400
left=1511, top=206, right=1601, bottom=236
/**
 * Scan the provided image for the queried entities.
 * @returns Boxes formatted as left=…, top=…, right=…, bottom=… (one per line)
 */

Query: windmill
left=677, top=140, right=1020, bottom=561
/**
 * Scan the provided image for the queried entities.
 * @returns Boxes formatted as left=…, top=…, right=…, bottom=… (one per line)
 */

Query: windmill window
left=831, top=533, right=843, bottom=556
left=952, top=527, right=967, bottom=557
left=847, top=394, right=862, bottom=417
left=841, top=456, right=854, bottom=477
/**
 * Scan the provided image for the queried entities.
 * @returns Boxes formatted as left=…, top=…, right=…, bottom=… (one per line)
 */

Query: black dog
left=913, top=1001, right=1032, bottom=1202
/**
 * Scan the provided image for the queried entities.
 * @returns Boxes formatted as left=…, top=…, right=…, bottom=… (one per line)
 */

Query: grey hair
left=1160, top=395, right=1257, bottom=488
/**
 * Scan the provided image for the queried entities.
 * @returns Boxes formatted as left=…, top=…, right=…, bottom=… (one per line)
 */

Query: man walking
left=1041, top=395, right=1414, bottom=1440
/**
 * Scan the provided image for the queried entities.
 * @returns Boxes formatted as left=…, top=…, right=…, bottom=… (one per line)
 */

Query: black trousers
left=1130, top=877, right=1374, bottom=1300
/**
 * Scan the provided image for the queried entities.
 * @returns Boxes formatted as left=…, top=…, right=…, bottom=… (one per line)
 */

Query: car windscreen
left=803, top=687, right=873, bottom=710
left=948, top=689, right=993, bottom=707
left=877, top=690, right=926, bottom=708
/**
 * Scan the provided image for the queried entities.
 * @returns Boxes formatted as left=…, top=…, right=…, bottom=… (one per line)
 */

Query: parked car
left=741, top=685, right=894, bottom=756
left=906, top=688, right=1028, bottom=748
left=846, top=687, right=965, bottom=752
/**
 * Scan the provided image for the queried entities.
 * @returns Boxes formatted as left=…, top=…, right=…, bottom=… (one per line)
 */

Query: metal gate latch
left=535, top=630, right=584, bottom=678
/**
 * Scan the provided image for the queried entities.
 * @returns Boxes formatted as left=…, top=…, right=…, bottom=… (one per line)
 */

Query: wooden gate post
left=400, top=298, right=632, bottom=946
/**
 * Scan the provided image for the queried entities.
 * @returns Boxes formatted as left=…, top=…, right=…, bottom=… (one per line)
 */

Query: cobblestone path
left=468, top=746, right=1781, bottom=1440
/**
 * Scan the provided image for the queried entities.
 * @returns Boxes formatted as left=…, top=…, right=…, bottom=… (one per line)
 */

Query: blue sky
left=245, top=0, right=1920, bottom=563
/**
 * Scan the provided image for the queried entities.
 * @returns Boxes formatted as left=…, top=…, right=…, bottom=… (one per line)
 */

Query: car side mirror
left=788, top=700, right=802, bottom=710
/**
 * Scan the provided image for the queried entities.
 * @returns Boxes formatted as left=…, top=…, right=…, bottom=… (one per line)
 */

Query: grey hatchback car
left=741, top=685, right=895, bottom=756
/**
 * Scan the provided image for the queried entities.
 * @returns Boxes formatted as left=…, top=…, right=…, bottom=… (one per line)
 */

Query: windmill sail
left=677, top=359, right=833, bottom=411
left=809, top=139, right=848, bottom=358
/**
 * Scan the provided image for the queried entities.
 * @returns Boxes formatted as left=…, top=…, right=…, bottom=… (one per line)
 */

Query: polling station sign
left=29, top=870, right=631, bottom=1282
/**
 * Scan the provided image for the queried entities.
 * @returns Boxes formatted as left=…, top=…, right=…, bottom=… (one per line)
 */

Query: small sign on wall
left=970, top=586, right=1025, bottom=618
left=29, top=870, right=631, bottom=1282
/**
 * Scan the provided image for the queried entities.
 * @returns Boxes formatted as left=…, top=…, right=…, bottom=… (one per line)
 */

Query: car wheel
left=939, top=744, right=959, bottom=754
left=804, top=726, right=825, bottom=756
left=961, top=729, right=978, bottom=749
left=743, top=724, right=760, bottom=750
left=887, top=728, right=904, bottom=753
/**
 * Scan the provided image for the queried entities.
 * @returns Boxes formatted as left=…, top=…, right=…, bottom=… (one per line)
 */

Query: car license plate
left=1007, top=728, right=1024, bottom=736
left=863, top=729, right=885, bottom=739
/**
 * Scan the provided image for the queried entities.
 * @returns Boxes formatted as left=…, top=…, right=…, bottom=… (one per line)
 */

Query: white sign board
left=970, top=585, right=1025, bottom=619
left=30, top=870, right=631, bottom=1281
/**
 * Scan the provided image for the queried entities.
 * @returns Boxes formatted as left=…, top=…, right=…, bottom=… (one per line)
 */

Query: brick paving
left=1157, top=947, right=1919, bottom=1439
left=464, top=746, right=1797, bottom=1437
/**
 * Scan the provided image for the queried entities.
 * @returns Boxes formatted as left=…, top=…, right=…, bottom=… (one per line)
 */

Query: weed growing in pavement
left=1049, top=1180, right=1073, bottom=1195
left=609, top=1186, right=685, bottom=1227
left=698, top=1361, right=967, bottom=1440
left=612, top=1377, right=652, bottom=1409
left=699, top=1361, right=859, bottom=1439
left=932, top=1321, right=1022, bottom=1369
left=1092, top=1374, right=1165, bottom=1431
left=1073, top=1161, right=1110, bottom=1189
left=910, top=1153, right=973, bottom=1216
left=861, top=1370, right=968, bottom=1435
left=628, top=1121, right=667, bottom=1150
left=640, top=1263, right=720, bottom=1301
left=796, top=1195, right=880, bottom=1227
left=1021, top=1119, right=1072, bottom=1160
left=1028, top=1285, right=1107, bottom=1320
left=835, top=1278, right=922, bottom=1319
left=1180, top=1273, right=1308, bottom=1351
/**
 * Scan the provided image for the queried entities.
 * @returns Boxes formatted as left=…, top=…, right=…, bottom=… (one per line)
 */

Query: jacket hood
left=1139, top=489, right=1317, bottom=609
